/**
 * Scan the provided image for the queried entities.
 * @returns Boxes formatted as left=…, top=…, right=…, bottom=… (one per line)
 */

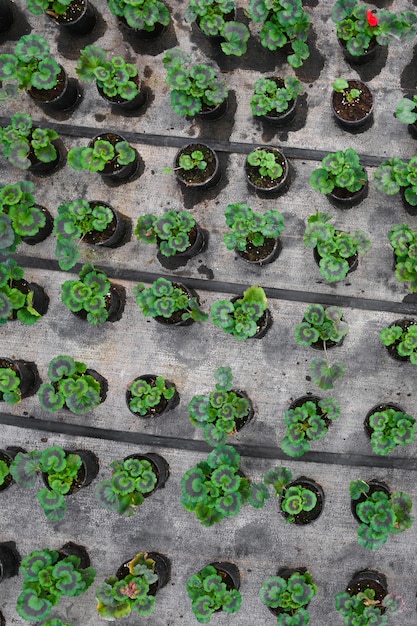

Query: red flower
left=367, top=10, right=378, bottom=27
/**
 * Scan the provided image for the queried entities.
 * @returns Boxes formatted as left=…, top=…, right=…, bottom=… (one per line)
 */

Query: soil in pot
left=42, top=449, right=99, bottom=495
left=326, top=180, right=369, bottom=209
left=72, top=283, right=126, bottom=324
left=259, top=78, right=298, bottom=127
left=364, top=402, right=404, bottom=439
left=0, top=541, right=20, bottom=582
left=0, top=358, right=40, bottom=401
left=28, top=66, right=81, bottom=112
left=82, top=202, right=131, bottom=248
left=125, top=375, right=179, bottom=418
left=47, top=0, right=97, bottom=35
left=174, top=143, right=221, bottom=190
left=123, top=452, right=170, bottom=494
left=245, top=148, right=290, bottom=196
left=97, top=74, right=147, bottom=112
left=346, top=569, right=387, bottom=604
left=383, top=319, right=417, bottom=362
left=58, top=541, right=91, bottom=569
left=236, top=237, right=282, bottom=266
left=350, top=478, right=391, bottom=524
left=280, top=476, right=324, bottom=524
left=116, top=551, right=171, bottom=594
left=91, top=133, right=140, bottom=183
left=21, top=205, right=54, bottom=244
left=332, top=80, right=374, bottom=131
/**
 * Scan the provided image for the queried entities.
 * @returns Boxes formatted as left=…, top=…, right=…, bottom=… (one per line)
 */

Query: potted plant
left=387, top=224, right=417, bottom=291
left=180, top=444, right=270, bottom=526
left=163, top=48, right=228, bottom=119
left=0, top=358, right=39, bottom=404
left=0, top=34, right=80, bottom=110
left=364, top=403, right=416, bottom=454
left=126, top=374, right=178, bottom=417
left=211, top=285, right=272, bottom=340
left=250, top=76, right=304, bottom=126
left=134, top=277, right=208, bottom=326
left=188, top=366, right=253, bottom=446
left=304, top=211, right=371, bottom=282
left=396, top=89, right=417, bottom=138
left=331, top=0, right=417, bottom=63
left=245, top=147, right=289, bottom=195
left=25, top=0, right=97, bottom=35
left=350, top=479, right=413, bottom=550
left=135, top=209, right=206, bottom=261
left=259, top=569, right=317, bottom=624
left=335, top=570, right=404, bottom=625
left=331, top=78, right=374, bottom=131
left=375, top=157, right=417, bottom=215
left=248, top=0, right=311, bottom=67
left=38, top=354, right=107, bottom=414
left=10, top=445, right=99, bottom=521
left=281, top=395, right=341, bottom=457
left=95, top=551, right=170, bottom=620
left=0, top=113, right=62, bottom=175
left=16, top=546, right=95, bottom=622
left=168, top=143, right=221, bottom=190
left=61, top=263, right=125, bottom=325
left=184, top=0, right=249, bottom=56
left=186, top=562, right=242, bottom=623
left=68, top=133, right=138, bottom=183
left=95, top=452, right=169, bottom=516
left=310, top=148, right=368, bottom=208
left=0, top=258, right=49, bottom=325
left=295, top=303, right=349, bottom=349
left=53, top=198, right=129, bottom=271
left=264, top=466, right=324, bottom=524
left=223, top=202, right=285, bottom=265
left=380, top=318, right=417, bottom=362
left=108, top=0, right=171, bottom=36
left=0, top=446, right=26, bottom=491
left=75, top=45, right=146, bottom=111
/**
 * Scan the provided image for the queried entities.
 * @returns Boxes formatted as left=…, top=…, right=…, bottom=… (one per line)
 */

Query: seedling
left=333, top=78, right=361, bottom=103
left=247, top=148, right=283, bottom=179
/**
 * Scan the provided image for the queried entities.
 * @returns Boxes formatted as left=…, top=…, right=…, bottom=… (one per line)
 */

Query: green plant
left=108, top=0, right=170, bottom=31
left=16, top=547, right=95, bottom=622
left=295, top=304, right=349, bottom=347
left=53, top=199, right=113, bottom=271
left=381, top=319, right=417, bottom=361
left=0, top=458, right=10, bottom=486
left=303, top=211, right=371, bottom=283
left=38, top=619, right=72, bottom=626
left=0, top=180, right=48, bottom=255
left=0, top=113, right=59, bottom=171
left=223, top=203, right=285, bottom=252
left=61, top=263, right=112, bottom=325
left=189, top=366, right=252, bottom=446
left=247, top=148, right=283, bottom=179
left=331, top=0, right=417, bottom=57
left=281, top=397, right=341, bottom=457
left=350, top=479, right=413, bottom=550
left=396, top=90, right=417, bottom=125
left=163, top=48, right=228, bottom=116
left=374, top=157, right=417, bottom=206
left=387, top=224, right=417, bottom=292
left=180, top=444, right=269, bottom=526
left=211, top=286, right=268, bottom=340
left=333, top=77, right=361, bottom=103
left=264, top=466, right=318, bottom=524
left=310, top=354, right=345, bottom=390
left=68, top=138, right=135, bottom=173
left=135, top=209, right=197, bottom=257
left=76, top=45, right=140, bottom=101
left=0, top=258, right=45, bottom=325
left=251, top=76, right=303, bottom=117
left=127, top=375, right=176, bottom=416
left=310, top=148, right=367, bottom=195
left=177, top=150, right=207, bottom=171
left=95, top=457, right=158, bottom=516
left=186, top=564, right=242, bottom=623
left=367, top=404, right=416, bottom=454
left=25, top=0, right=73, bottom=16
left=335, top=585, right=404, bottom=625
left=38, top=355, right=103, bottom=414
left=259, top=570, right=317, bottom=625
left=95, top=552, right=160, bottom=619
left=134, top=277, right=208, bottom=322
left=0, top=34, right=61, bottom=94
left=184, top=0, right=249, bottom=56
left=0, top=366, right=24, bottom=404
left=248, top=0, right=311, bottom=68
left=10, top=446, right=83, bottom=521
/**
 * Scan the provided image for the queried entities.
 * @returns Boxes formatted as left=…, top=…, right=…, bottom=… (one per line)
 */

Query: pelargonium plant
left=259, top=570, right=317, bottom=625
left=350, top=479, right=413, bottom=550
left=211, top=286, right=269, bottom=340
left=387, top=224, right=417, bottom=292
left=68, top=138, right=136, bottom=173
left=247, top=148, right=283, bottom=180
left=61, top=263, right=113, bottom=325
left=188, top=366, right=252, bottom=446
left=76, top=45, right=140, bottom=101
left=134, top=277, right=208, bottom=323
left=396, top=90, right=417, bottom=126
left=0, top=365, right=26, bottom=405
left=0, top=180, right=48, bottom=255
left=295, top=303, right=349, bottom=348
left=333, top=77, right=362, bottom=104
left=380, top=320, right=417, bottom=362
left=135, top=209, right=197, bottom=257
left=374, top=157, right=417, bottom=207
left=25, top=0, right=73, bottom=16
left=108, top=0, right=171, bottom=32
left=10, top=446, right=83, bottom=521
left=366, top=404, right=416, bottom=454
left=127, top=375, right=176, bottom=416
left=0, top=456, right=10, bottom=487
left=223, top=203, right=285, bottom=253
left=0, top=258, right=46, bottom=325
left=180, top=444, right=269, bottom=526
left=263, top=466, right=318, bottom=524
left=186, top=564, right=242, bottom=623
left=0, top=113, right=59, bottom=171
left=310, top=148, right=367, bottom=196
left=250, top=76, right=303, bottom=117
left=335, top=584, right=404, bottom=625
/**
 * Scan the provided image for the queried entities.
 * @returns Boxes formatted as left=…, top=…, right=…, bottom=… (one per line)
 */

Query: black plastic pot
left=28, top=139, right=64, bottom=177
left=125, top=375, right=179, bottom=418
left=236, top=237, right=281, bottom=266
left=350, top=479, right=391, bottom=524
left=383, top=318, right=417, bottom=362
left=72, top=283, right=126, bottom=324
left=59, top=542, right=91, bottom=569
left=9, top=280, right=49, bottom=320
left=90, top=133, right=139, bottom=183
left=118, top=15, right=167, bottom=40
left=338, top=37, right=380, bottom=65
left=82, top=202, right=131, bottom=249
left=174, top=143, right=221, bottom=190
left=326, top=180, right=369, bottom=209
left=0, top=0, right=14, bottom=33
left=159, top=224, right=207, bottom=261
left=267, top=567, right=309, bottom=618
left=124, top=452, right=170, bottom=494
left=195, top=7, right=236, bottom=44
left=400, top=187, right=417, bottom=216
left=280, top=476, right=325, bottom=525
left=0, top=542, right=19, bottom=582
left=364, top=402, right=404, bottom=440
left=116, top=551, right=171, bottom=595
left=346, top=569, right=387, bottom=602
left=85, top=368, right=108, bottom=404
left=210, top=561, right=240, bottom=591
left=231, top=390, right=254, bottom=432
left=48, top=0, right=97, bottom=35
left=21, top=205, right=54, bottom=245
left=0, top=358, right=40, bottom=401
left=331, top=80, right=374, bottom=132
left=259, top=78, right=297, bottom=127
left=97, top=78, right=147, bottom=112
left=155, top=283, right=200, bottom=327
left=407, top=121, right=417, bottom=139
left=28, top=66, right=80, bottom=112
left=0, top=446, right=26, bottom=492
left=42, top=448, right=99, bottom=494
left=245, top=148, right=290, bottom=197
left=195, top=97, right=228, bottom=121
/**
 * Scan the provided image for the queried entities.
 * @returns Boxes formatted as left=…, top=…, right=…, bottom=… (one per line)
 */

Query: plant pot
left=116, top=551, right=171, bottom=594
left=326, top=180, right=369, bottom=209
left=232, top=390, right=254, bottom=432
left=332, top=80, right=374, bottom=131
left=82, top=202, right=131, bottom=248
left=9, top=280, right=49, bottom=320
left=195, top=97, right=229, bottom=121
left=195, top=7, right=236, bottom=44
left=86, top=368, right=108, bottom=404
left=0, top=542, right=19, bottom=582
left=174, top=143, right=221, bottom=190
left=155, top=283, right=200, bottom=327
left=97, top=76, right=147, bottom=112
left=383, top=319, right=417, bottom=362
left=28, top=66, right=80, bottom=112
left=364, top=402, right=404, bottom=439
left=259, top=78, right=298, bottom=127
left=0, top=446, right=26, bottom=492
left=280, top=476, right=324, bottom=525
left=21, top=205, right=54, bottom=244
left=125, top=375, right=179, bottom=418
left=118, top=15, right=167, bottom=40
left=400, top=187, right=417, bottom=216
left=267, top=567, right=308, bottom=618
left=28, top=139, right=64, bottom=177
left=0, top=358, right=40, bottom=401
left=42, top=448, right=99, bottom=494
left=230, top=295, right=273, bottom=339
left=245, top=148, right=290, bottom=197
left=236, top=237, right=281, bottom=266
left=0, top=0, right=14, bottom=33
left=338, top=36, right=380, bottom=65
left=72, top=283, right=126, bottom=324
left=123, top=452, right=170, bottom=493
left=346, top=570, right=387, bottom=603
left=158, top=224, right=207, bottom=261
left=90, top=133, right=139, bottom=183
left=407, top=121, right=417, bottom=139
left=210, top=561, right=240, bottom=592
left=47, top=0, right=97, bottom=35
left=58, top=541, right=91, bottom=568
left=350, top=479, right=391, bottom=524
left=313, top=240, right=359, bottom=277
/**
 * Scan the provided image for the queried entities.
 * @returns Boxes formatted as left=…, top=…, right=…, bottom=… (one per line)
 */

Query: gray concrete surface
left=1, top=0, right=417, bottom=624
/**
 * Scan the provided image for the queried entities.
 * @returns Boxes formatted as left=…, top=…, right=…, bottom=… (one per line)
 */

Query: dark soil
left=238, top=238, right=277, bottom=262
left=49, top=0, right=85, bottom=23
left=83, top=203, right=117, bottom=244
left=383, top=318, right=417, bottom=362
left=29, top=67, right=66, bottom=101
left=245, top=148, right=286, bottom=189
left=332, top=80, right=373, bottom=121
left=175, top=144, right=217, bottom=185
left=346, top=571, right=387, bottom=608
